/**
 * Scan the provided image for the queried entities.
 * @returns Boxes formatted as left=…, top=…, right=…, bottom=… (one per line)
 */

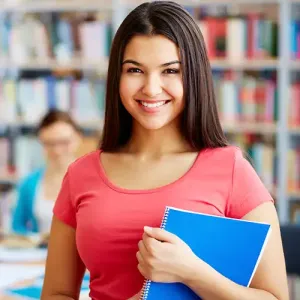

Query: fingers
left=142, top=232, right=161, bottom=254
left=136, top=240, right=146, bottom=264
left=144, top=226, right=179, bottom=244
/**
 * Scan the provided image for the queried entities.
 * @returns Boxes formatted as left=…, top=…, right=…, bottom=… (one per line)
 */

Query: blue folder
left=141, top=206, right=271, bottom=300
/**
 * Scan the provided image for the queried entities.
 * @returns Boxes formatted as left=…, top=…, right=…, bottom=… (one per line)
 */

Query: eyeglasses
left=40, top=139, right=73, bottom=148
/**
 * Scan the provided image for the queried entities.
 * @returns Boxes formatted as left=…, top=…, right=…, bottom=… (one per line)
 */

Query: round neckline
left=94, top=148, right=205, bottom=194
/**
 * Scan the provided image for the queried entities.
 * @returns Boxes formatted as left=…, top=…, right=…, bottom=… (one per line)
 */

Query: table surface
left=0, top=233, right=90, bottom=300
left=0, top=261, right=45, bottom=300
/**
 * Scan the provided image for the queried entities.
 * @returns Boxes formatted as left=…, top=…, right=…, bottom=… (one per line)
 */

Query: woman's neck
left=124, top=121, right=193, bottom=158
left=45, top=160, right=72, bottom=178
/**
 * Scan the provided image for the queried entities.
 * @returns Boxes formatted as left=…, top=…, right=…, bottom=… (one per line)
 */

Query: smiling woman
left=119, top=35, right=184, bottom=131
left=42, top=2, right=289, bottom=300
left=102, top=1, right=226, bottom=150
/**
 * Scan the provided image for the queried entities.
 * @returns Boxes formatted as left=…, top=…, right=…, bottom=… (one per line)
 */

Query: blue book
left=141, top=206, right=271, bottom=300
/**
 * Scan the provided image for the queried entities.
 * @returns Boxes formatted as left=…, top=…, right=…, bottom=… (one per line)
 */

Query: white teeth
left=140, top=101, right=166, bottom=108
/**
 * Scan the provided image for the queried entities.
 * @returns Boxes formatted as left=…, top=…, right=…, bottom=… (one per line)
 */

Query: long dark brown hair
left=101, top=1, right=228, bottom=151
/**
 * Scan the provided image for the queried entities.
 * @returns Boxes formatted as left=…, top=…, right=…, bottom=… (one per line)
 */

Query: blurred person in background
left=11, top=109, right=82, bottom=236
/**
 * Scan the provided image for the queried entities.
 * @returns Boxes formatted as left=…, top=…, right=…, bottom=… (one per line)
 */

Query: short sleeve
left=226, top=148, right=274, bottom=219
left=53, top=170, right=77, bottom=228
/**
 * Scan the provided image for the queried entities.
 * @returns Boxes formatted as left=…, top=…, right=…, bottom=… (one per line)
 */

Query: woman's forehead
left=123, top=35, right=180, bottom=66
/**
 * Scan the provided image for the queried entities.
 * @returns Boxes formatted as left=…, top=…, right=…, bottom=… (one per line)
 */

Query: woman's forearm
left=41, top=294, right=76, bottom=300
left=182, top=258, right=279, bottom=300
left=47, top=296, right=75, bottom=300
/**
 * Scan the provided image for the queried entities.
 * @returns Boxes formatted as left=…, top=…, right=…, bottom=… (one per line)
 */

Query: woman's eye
left=163, top=68, right=180, bottom=74
left=127, top=68, right=142, bottom=73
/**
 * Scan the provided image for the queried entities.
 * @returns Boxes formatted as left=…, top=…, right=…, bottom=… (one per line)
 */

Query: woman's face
left=119, top=34, right=184, bottom=131
left=39, top=121, right=81, bottom=167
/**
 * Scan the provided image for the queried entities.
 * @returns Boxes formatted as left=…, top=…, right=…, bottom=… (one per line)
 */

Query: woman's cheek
left=164, top=77, right=184, bottom=99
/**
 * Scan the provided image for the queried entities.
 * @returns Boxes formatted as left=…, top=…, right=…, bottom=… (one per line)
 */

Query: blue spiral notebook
left=140, top=206, right=271, bottom=300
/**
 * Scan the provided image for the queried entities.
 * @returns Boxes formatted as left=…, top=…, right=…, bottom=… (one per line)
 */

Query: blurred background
left=0, top=0, right=299, bottom=299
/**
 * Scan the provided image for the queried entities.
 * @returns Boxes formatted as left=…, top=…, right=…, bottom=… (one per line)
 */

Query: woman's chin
left=49, top=158, right=70, bottom=168
left=137, top=120, right=170, bottom=131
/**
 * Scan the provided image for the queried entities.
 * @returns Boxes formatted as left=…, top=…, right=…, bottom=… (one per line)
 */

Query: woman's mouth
left=135, top=100, right=171, bottom=113
left=136, top=100, right=171, bottom=107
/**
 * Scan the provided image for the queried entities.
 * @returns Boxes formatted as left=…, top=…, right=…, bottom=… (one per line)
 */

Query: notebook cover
left=141, top=206, right=271, bottom=300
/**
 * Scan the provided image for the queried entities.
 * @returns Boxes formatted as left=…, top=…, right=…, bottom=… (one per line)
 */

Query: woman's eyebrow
left=122, top=59, right=181, bottom=67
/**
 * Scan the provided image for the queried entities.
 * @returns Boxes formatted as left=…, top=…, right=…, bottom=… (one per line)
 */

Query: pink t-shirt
left=53, top=146, right=273, bottom=300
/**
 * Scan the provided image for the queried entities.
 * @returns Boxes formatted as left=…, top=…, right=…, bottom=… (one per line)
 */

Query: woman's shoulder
left=68, top=150, right=100, bottom=174
left=202, top=145, right=243, bottom=163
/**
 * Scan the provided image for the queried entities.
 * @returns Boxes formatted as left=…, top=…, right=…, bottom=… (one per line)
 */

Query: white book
left=55, top=80, right=71, bottom=112
left=32, top=78, right=48, bottom=124
left=2, top=79, right=17, bottom=124
left=227, top=18, right=246, bottom=62
left=18, top=79, right=34, bottom=124
left=220, top=78, right=238, bottom=123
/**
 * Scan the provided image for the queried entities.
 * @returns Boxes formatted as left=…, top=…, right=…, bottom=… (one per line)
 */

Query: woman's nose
left=141, top=74, right=162, bottom=98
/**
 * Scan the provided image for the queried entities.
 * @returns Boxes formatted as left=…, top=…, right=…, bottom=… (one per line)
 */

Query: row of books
left=0, top=136, right=42, bottom=180
left=197, top=14, right=278, bottom=60
left=248, top=143, right=275, bottom=193
left=214, top=73, right=277, bottom=123
left=287, top=147, right=300, bottom=192
left=0, top=77, right=105, bottom=125
left=0, top=13, right=112, bottom=64
left=289, top=82, right=300, bottom=127
left=0, top=74, right=279, bottom=127
left=0, top=138, right=10, bottom=178
left=0, top=11, right=279, bottom=64
left=0, top=135, right=98, bottom=180
left=291, top=19, right=300, bottom=60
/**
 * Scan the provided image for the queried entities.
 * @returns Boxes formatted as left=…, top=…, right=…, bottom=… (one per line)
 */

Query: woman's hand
left=137, top=226, right=204, bottom=284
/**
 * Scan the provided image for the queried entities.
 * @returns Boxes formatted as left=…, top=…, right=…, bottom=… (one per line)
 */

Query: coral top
left=53, top=146, right=273, bottom=300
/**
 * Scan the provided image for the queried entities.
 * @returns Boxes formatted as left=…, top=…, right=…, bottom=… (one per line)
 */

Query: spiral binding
left=139, top=207, right=170, bottom=300
left=161, top=206, right=170, bottom=230
left=140, top=279, right=151, bottom=300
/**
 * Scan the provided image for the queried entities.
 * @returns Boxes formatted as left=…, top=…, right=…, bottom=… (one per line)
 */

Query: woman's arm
left=138, top=202, right=289, bottom=300
left=182, top=202, right=289, bottom=300
left=41, top=216, right=86, bottom=300
left=11, top=181, right=29, bottom=235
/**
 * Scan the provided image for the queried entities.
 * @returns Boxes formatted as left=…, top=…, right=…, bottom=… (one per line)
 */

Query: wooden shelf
left=289, top=190, right=300, bottom=199
left=289, top=127, right=300, bottom=135
left=222, top=122, right=277, bottom=134
left=128, top=0, right=280, bottom=6
left=4, top=119, right=103, bottom=131
left=289, top=60, right=300, bottom=70
left=210, top=59, right=279, bottom=70
left=0, top=58, right=109, bottom=72
left=0, top=0, right=280, bottom=13
left=0, top=0, right=113, bottom=12
left=2, top=121, right=277, bottom=134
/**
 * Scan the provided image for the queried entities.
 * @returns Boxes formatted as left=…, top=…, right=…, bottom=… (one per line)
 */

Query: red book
left=205, top=17, right=218, bottom=58
left=247, top=13, right=260, bottom=59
